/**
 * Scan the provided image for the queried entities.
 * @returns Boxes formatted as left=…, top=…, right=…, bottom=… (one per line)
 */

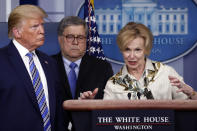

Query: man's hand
left=79, top=88, right=99, bottom=99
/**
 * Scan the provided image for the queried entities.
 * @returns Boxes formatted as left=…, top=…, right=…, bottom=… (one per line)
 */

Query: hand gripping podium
left=63, top=100, right=197, bottom=131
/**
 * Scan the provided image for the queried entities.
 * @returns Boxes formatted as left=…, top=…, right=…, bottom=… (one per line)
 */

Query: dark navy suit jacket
left=52, top=52, right=113, bottom=130
left=52, top=52, right=114, bottom=100
left=0, top=42, right=66, bottom=131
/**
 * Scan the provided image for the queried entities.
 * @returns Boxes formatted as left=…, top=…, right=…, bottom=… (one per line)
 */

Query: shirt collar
left=62, top=55, right=82, bottom=68
left=145, top=58, right=155, bottom=71
left=13, top=39, right=36, bottom=57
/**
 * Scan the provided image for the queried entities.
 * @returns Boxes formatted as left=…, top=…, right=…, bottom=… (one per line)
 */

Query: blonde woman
left=103, top=22, right=197, bottom=100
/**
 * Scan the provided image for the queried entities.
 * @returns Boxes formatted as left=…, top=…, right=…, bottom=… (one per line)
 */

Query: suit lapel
left=57, top=53, right=92, bottom=99
left=7, top=42, right=40, bottom=112
left=56, top=53, right=73, bottom=99
left=36, top=51, right=55, bottom=123
left=75, top=55, right=91, bottom=97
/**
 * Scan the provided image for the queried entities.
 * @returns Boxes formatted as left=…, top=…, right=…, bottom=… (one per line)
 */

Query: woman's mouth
left=128, top=61, right=137, bottom=65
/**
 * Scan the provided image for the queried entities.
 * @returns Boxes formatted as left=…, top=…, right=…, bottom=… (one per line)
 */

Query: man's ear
left=12, top=27, right=21, bottom=38
left=58, top=36, right=61, bottom=42
left=58, top=36, right=64, bottom=46
left=58, top=36, right=63, bottom=43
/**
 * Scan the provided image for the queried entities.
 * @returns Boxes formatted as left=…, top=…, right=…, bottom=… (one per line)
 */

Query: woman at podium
left=103, top=22, right=197, bottom=100
left=80, top=22, right=197, bottom=100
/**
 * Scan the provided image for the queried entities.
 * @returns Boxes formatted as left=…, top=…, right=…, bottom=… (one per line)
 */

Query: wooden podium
left=63, top=100, right=197, bottom=131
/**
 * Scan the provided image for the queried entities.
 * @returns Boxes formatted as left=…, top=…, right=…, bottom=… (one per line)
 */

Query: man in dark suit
left=52, top=16, right=113, bottom=130
left=0, top=5, right=66, bottom=131
left=53, top=16, right=113, bottom=100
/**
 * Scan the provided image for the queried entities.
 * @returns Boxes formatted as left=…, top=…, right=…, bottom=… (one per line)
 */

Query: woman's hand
left=168, top=76, right=196, bottom=98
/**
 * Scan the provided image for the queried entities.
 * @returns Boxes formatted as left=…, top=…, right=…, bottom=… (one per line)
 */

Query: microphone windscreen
left=137, top=92, right=141, bottom=99
left=127, top=93, right=131, bottom=100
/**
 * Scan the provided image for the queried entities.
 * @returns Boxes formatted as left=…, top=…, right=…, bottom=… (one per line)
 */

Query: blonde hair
left=8, top=4, right=47, bottom=38
left=117, top=22, right=153, bottom=55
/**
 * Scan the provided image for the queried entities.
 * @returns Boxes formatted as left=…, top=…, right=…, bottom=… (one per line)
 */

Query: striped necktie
left=26, top=52, right=51, bottom=131
left=68, top=62, right=77, bottom=98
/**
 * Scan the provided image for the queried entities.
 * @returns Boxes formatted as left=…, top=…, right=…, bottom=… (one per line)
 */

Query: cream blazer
left=104, top=59, right=188, bottom=100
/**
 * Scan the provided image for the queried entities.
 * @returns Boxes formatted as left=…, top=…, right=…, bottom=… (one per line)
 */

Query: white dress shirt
left=104, top=58, right=189, bottom=100
left=13, top=39, right=50, bottom=109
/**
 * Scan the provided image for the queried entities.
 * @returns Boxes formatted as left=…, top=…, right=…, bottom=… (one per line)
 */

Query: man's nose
left=39, top=25, right=44, bottom=34
left=73, top=37, right=78, bottom=44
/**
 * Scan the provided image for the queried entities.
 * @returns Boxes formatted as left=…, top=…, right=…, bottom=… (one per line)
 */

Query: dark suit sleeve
left=54, top=85, right=69, bottom=131
left=95, top=60, right=113, bottom=99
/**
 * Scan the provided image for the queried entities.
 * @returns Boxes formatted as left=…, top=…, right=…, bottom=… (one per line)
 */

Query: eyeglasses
left=63, top=34, right=86, bottom=43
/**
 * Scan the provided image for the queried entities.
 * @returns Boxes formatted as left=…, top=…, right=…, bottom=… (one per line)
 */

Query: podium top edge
left=63, top=100, right=197, bottom=111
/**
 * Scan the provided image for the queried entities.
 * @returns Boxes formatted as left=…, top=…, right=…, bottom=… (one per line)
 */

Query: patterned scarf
left=110, top=61, right=161, bottom=99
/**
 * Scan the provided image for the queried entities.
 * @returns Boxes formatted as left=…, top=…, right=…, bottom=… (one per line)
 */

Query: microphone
left=137, top=92, right=141, bottom=99
left=127, top=93, right=131, bottom=100
left=144, top=88, right=154, bottom=99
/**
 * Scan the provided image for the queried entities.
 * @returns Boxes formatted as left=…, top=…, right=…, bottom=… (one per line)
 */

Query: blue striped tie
left=68, top=62, right=77, bottom=98
left=26, top=52, right=51, bottom=131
